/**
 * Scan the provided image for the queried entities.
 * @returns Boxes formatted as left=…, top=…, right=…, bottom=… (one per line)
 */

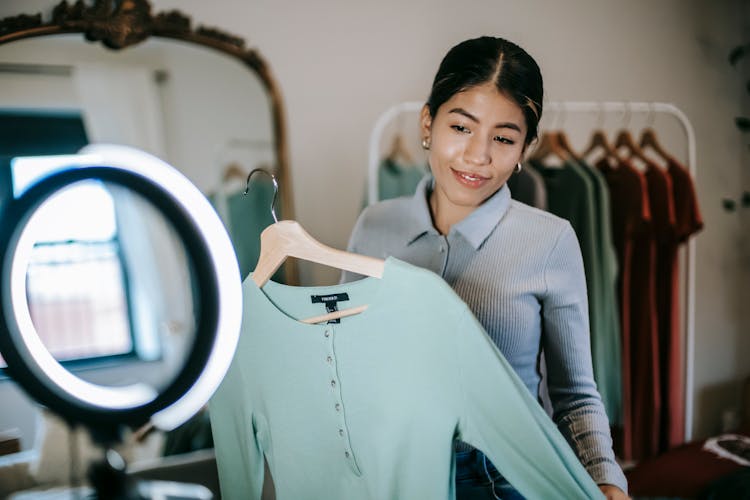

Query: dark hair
left=426, top=36, right=543, bottom=145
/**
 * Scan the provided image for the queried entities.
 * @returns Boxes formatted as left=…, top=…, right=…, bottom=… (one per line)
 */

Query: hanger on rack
left=529, top=108, right=572, bottom=165
left=556, top=131, right=579, bottom=161
left=385, top=133, right=414, bottom=166
left=639, top=105, right=675, bottom=164
left=223, top=162, right=248, bottom=183
left=581, top=104, right=618, bottom=162
left=529, top=131, right=570, bottom=164
left=384, top=112, right=414, bottom=166
left=613, top=104, right=650, bottom=166
left=554, top=105, right=580, bottom=160
left=246, top=168, right=385, bottom=324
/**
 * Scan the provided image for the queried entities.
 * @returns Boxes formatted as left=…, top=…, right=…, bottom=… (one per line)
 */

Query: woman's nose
left=463, top=135, right=491, bottom=166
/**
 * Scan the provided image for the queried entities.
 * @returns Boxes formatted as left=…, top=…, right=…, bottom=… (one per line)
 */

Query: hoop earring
left=421, top=138, right=431, bottom=150
left=515, top=162, right=523, bottom=173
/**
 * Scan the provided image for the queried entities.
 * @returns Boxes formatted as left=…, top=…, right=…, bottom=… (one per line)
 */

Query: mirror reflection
left=0, top=34, right=275, bottom=194
left=10, top=178, right=197, bottom=393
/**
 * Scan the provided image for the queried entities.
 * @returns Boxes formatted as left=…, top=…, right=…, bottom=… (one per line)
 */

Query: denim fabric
left=456, top=450, right=526, bottom=500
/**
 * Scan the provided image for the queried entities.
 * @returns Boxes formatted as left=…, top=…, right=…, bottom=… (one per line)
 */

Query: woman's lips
left=450, top=168, right=489, bottom=188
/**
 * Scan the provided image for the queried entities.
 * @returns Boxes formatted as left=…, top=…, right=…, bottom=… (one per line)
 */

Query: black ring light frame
left=0, top=165, right=221, bottom=442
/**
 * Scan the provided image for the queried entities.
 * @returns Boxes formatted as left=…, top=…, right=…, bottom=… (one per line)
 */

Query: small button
left=324, top=329, right=330, bottom=338
left=338, top=429, right=344, bottom=437
left=439, top=246, right=445, bottom=253
left=330, top=380, right=336, bottom=388
left=335, top=403, right=341, bottom=412
left=345, top=451, right=350, bottom=458
left=326, top=355, right=333, bottom=363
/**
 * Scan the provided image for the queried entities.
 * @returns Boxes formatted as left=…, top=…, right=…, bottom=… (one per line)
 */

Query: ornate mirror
left=0, top=1, right=296, bottom=464
left=0, top=0, right=297, bottom=283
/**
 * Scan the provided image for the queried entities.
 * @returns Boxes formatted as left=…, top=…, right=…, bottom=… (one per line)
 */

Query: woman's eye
left=495, top=136, right=515, bottom=145
left=451, top=125, right=469, bottom=133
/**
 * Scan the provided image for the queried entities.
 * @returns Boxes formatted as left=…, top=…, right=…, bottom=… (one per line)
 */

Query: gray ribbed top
left=342, top=176, right=627, bottom=492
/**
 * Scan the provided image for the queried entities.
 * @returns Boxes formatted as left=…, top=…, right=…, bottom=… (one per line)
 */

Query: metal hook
left=596, top=102, right=606, bottom=129
left=243, top=167, right=279, bottom=223
left=558, top=103, right=567, bottom=129
left=646, top=102, right=656, bottom=128
left=622, top=102, right=632, bottom=128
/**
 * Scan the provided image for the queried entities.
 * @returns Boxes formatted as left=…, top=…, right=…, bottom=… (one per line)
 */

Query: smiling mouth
left=451, top=168, right=489, bottom=187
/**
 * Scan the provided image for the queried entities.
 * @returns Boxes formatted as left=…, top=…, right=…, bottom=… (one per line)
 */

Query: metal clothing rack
left=368, top=100, right=698, bottom=441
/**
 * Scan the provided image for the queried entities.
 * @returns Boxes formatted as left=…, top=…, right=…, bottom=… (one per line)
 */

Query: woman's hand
left=599, top=484, right=630, bottom=499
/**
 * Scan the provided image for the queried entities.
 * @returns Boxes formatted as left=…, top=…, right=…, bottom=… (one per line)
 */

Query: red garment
left=644, top=162, right=677, bottom=456
left=597, top=157, right=651, bottom=460
left=669, top=158, right=704, bottom=243
left=626, top=435, right=746, bottom=498
left=660, top=158, right=703, bottom=450
left=625, top=159, right=661, bottom=460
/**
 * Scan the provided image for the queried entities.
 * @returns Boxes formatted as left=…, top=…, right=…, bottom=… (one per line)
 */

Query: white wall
left=1, top=0, right=748, bottom=443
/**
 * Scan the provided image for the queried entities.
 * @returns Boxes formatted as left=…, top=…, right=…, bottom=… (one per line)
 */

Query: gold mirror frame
left=0, top=0, right=298, bottom=284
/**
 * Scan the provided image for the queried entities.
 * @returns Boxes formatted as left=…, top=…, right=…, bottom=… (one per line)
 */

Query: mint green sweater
left=210, top=258, right=603, bottom=499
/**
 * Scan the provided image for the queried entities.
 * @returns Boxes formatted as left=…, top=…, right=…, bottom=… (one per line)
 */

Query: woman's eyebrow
left=447, top=108, right=521, bottom=132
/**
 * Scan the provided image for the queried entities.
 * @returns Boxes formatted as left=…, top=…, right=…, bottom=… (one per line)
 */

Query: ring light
left=0, top=144, right=242, bottom=438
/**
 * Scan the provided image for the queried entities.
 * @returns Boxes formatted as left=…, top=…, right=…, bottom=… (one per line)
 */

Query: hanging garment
left=533, top=159, right=621, bottom=424
left=668, top=159, right=704, bottom=243
left=208, top=180, right=283, bottom=282
left=507, top=162, right=547, bottom=209
left=376, top=158, right=427, bottom=202
left=598, top=157, right=656, bottom=461
left=644, top=161, right=678, bottom=457
left=576, top=159, right=623, bottom=426
left=658, top=158, right=703, bottom=450
left=210, top=258, right=603, bottom=500
left=342, top=177, right=627, bottom=491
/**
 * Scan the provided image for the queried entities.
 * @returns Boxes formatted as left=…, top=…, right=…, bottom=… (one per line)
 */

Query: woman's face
left=421, top=82, right=527, bottom=214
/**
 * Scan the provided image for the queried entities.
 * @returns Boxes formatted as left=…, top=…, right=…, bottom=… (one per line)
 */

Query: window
left=1, top=156, right=138, bottom=369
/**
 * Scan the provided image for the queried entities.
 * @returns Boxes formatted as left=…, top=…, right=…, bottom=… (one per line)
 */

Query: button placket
left=324, top=324, right=362, bottom=476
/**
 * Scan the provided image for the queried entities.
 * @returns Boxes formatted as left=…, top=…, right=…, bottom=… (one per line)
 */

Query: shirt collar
left=406, top=175, right=512, bottom=250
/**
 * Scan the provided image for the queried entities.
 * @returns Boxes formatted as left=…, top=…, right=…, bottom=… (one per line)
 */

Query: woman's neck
left=428, top=188, right=475, bottom=236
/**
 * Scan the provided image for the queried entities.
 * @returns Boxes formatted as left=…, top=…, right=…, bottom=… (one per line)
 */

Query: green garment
left=534, top=160, right=620, bottom=423
left=210, top=258, right=603, bottom=500
left=371, top=158, right=427, bottom=204
left=208, top=179, right=283, bottom=283
left=575, top=159, right=622, bottom=426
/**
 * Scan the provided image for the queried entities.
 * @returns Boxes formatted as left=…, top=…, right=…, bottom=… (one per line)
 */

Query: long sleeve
left=209, top=354, right=265, bottom=500
left=541, top=224, right=627, bottom=491
left=453, top=306, right=604, bottom=499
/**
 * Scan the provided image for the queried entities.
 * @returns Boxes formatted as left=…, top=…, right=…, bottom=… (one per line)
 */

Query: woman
left=343, top=36, right=628, bottom=499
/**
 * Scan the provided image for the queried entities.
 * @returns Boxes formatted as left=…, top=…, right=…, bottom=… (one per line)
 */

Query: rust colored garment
left=669, top=158, right=704, bottom=243
left=660, top=158, right=703, bottom=450
left=625, top=434, right=747, bottom=498
left=597, top=157, right=651, bottom=460
left=625, top=159, right=660, bottom=461
left=643, top=162, right=676, bottom=457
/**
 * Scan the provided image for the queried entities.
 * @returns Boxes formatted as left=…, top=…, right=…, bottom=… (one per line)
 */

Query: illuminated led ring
left=0, top=145, right=241, bottom=433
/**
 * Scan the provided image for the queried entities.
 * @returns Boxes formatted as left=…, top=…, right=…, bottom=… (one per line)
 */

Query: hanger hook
left=558, top=103, right=567, bottom=129
left=244, top=167, right=279, bottom=223
left=596, top=102, right=606, bottom=129
left=646, top=102, right=656, bottom=128
left=622, top=102, right=632, bottom=128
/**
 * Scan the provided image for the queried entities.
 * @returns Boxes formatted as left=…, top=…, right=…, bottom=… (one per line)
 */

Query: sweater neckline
left=245, top=256, right=395, bottom=331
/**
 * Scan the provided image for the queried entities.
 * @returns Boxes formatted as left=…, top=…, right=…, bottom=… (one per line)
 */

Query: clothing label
left=311, top=293, right=349, bottom=324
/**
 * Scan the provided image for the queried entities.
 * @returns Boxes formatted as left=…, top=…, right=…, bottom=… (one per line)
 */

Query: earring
left=421, top=138, right=431, bottom=150
left=515, top=162, right=523, bottom=173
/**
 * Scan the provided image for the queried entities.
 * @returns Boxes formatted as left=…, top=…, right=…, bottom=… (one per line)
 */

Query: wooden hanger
left=556, top=130, right=579, bottom=161
left=614, top=128, right=650, bottom=165
left=385, top=133, right=414, bottom=165
left=223, top=162, right=247, bottom=183
left=529, top=131, right=570, bottom=163
left=581, top=129, right=618, bottom=161
left=639, top=127, right=675, bottom=164
left=247, top=169, right=385, bottom=324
